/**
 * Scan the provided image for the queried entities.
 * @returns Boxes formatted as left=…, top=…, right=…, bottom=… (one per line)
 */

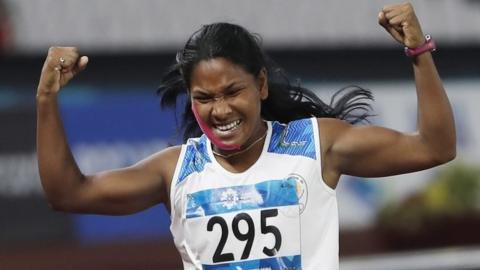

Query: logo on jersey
left=221, top=188, right=240, bottom=209
left=279, top=127, right=307, bottom=147
left=287, top=173, right=308, bottom=215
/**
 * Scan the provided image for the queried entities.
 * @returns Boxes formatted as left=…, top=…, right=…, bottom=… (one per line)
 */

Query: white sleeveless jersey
left=170, top=118, right=338, bottom=270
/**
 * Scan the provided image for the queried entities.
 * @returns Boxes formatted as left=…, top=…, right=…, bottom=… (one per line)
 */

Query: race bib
left=185, top=179, right=302, bottom=270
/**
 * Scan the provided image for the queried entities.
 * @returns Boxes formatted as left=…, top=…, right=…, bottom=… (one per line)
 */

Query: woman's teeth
left=215, top=120, right=241, bottom=132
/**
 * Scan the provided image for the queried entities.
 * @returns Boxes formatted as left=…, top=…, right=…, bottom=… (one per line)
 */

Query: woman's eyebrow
left=223, top=82, right=240, bottom=91
left=191, top=89, right=210, bottom=95
left=192, top=81, right=241, bottom=95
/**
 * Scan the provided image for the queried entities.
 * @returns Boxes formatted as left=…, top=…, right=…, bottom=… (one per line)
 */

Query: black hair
left=157, top=22, right=373, bottom=142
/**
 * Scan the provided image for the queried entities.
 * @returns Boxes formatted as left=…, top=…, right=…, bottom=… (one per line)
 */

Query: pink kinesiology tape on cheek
left=191, top=104, right=241, bottom=150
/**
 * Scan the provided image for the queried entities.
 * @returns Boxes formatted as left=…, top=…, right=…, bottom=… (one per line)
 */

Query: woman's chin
left=216, top=143, right=241, bottom=151
left=213, top=134, right=240, bottom=146
left=210, top=135, right=243, bottom=151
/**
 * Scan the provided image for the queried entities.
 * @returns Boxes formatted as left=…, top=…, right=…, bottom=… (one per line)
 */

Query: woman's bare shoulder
left=317, top=118, right=351, bottom=150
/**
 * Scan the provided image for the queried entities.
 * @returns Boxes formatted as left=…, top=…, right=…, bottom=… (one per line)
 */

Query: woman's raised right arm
left=36, top=47, right=178, bottom=215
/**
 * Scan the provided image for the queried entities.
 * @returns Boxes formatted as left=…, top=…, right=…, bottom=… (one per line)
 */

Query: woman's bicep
left=321, top=119, right=438, bottom=178
left=64, top=146, right=180, bottom=215
left=76, top=167, right=165, bottom=215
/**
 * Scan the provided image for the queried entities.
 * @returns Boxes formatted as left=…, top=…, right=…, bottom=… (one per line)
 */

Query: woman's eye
left=226, top=88, right=243, bottom=97
left=193, top=96, right=213, bottom=103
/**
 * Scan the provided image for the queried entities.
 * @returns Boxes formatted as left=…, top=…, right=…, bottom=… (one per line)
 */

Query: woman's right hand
left=37, top=47, right=88, bottom=97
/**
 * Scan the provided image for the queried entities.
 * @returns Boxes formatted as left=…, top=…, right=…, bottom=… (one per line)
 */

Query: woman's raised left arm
left=319, top=3, right=456, bottom=188
left=380, top=3, right=456, bottom=161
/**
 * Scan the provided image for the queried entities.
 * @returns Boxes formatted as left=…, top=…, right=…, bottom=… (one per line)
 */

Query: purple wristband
left=404, top=35, right=436, bottom=57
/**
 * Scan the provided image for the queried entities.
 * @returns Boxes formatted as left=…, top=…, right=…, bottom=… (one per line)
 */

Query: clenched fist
left=379, top=3, right=425, bottom=49
left=37, top=47, right=88, bottom=97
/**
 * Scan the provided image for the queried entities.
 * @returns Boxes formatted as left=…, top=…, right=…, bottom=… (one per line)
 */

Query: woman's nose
left=211, top=96, right=232, bottom=119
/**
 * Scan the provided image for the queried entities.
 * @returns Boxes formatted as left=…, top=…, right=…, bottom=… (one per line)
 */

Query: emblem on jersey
left=287, top=173, right=308, bottom=215
left=221, top=188, right=240, bottom=209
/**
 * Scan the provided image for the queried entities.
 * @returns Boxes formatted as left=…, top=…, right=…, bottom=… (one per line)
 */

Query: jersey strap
left=176, top=135, right=212, bottom=185
left=268, top=118, right=316, bottom=160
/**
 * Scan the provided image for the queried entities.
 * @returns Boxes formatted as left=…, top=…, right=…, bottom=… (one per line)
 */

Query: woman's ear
left=257, top=68, right=269, bottom=100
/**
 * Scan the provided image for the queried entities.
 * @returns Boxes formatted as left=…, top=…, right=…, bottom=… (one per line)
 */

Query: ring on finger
left=59, top=57, right=66, bottom=65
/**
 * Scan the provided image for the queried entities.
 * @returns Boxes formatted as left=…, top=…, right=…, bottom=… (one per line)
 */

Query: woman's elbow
left=45, top=196, right=72, bottom=212
left=47, top=201, right=66, bottom=212
left=433, top=144, right=456, bottom=165
left=42, top=186, right=81, bottom=212
left=443, top=147, right=457, bottom=163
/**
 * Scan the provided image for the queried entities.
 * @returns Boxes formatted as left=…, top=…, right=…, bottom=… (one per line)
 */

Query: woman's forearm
left=36, top=92, right=85, bottom=209
left=413, top=52, right=456, bottom=162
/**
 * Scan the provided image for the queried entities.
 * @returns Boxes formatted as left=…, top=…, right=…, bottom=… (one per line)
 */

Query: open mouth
left=214, top=119, right=242, bottom=134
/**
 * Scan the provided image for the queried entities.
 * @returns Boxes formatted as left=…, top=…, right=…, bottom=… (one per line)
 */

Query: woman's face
left=190, top=57, right=268, bottom=150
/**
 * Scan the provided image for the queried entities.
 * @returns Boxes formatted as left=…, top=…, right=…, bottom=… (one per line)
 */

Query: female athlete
left=36, top=3, right=456, bottom=269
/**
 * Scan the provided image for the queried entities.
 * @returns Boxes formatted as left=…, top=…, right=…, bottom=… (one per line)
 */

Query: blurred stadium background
left=0, top=0, right=479, bottom=269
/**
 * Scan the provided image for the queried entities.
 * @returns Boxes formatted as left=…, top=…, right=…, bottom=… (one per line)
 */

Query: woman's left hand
left=378, top=2, right=425, bottom=48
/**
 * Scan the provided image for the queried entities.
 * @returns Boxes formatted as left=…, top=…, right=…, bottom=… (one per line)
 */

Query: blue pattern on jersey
left=203, top=255, right=302, bottom=270
left=176, top=135, right=211, bottom=185
left=186, top=178, right=299, bottom=218
left=268, top=118, right=316, bottom=160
